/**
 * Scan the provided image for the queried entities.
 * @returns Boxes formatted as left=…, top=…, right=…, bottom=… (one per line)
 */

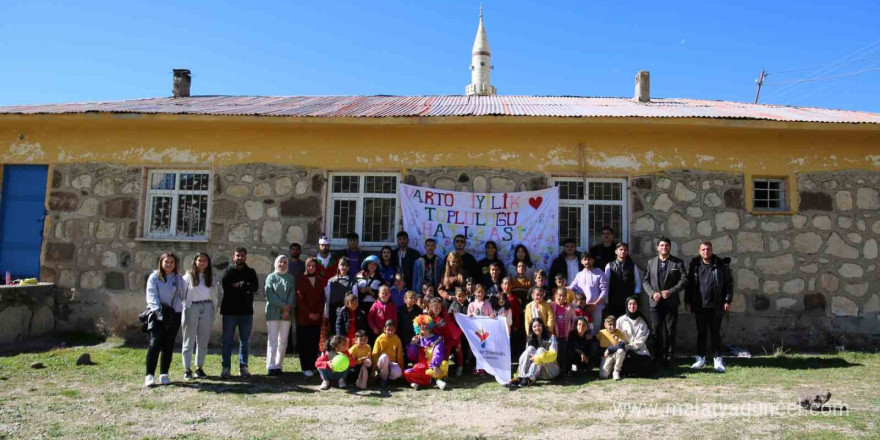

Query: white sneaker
left=144, top=375, right=156, bottom=387
left=410, top=382, right=419, bottom=390
left=613, top=371, right=621, bottom=381
left=159, top=374, right=171, bottom=385
left=713, top=357, right=726, bottom=373
left=338, top=378, right=346, bottom=388
left=436, top=379, right=447, bottom=390
left=319, top=380, right=330, bottom=390
left=571, top=364, right=578, bottom=372
left=303, top=370, right=315, bottom=378
left=690, top=356, right=706, bottom=369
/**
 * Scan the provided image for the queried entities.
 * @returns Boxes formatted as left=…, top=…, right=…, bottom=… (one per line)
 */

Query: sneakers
left=691, top=356, right=706, bottom=370
left=220, top=368, right=231, bottom=379
left=159, top=374, right=171, bottom=385
left=337, top=378, right=346, bottom=388
left=240, top=365, right=251, bottom=378
left=410, top=382, right=419, bottom=390
left=319, top=380, right=331, bottom=390
left=713, top=357, right=726, bottom=373
left=613, top=371, right=621, bottom=381
left=184, top=369, right=194, bottom=380
left=195, top=368, right=207, bottom=379
left=436, top=379, right=447, bottom=390
left=144, top=374, right=156, bottom=388
left=518, top=377, right=531, bottom=387
left=303, top=370, right=314, bottom=378
left=571, top=364, right=578, bottom=372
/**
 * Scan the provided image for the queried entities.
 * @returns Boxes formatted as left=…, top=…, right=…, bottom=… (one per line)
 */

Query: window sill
left=748, top=210, right=795, bottom=216
left=135, top=237, right=209, bottom=243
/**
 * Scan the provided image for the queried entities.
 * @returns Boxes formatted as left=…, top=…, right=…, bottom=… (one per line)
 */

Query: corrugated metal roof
left=1, top=95, right=879, bottom=124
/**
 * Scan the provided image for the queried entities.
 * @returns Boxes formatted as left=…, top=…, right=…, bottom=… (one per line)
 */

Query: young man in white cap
left=315, top=235, right=338, bottom=280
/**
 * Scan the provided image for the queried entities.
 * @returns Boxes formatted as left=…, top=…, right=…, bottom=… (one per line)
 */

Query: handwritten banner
left=399, top=183, right=559, bottom=269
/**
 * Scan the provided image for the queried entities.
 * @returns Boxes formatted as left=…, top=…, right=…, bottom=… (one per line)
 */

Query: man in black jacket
left=685, top=241, right=732, bottom=373
left=220, top=247, right=259, bottom=379
left=446, top=234, right=479, bottom=280
left=549, top=238, right=582, bottom=286
left=393, top=231, right=421, bottom=289
left=588, top=227, right=618, bottom=273
left=642, top=237, right=687, bottom=366
left=604, top=242, right=641, bottom=320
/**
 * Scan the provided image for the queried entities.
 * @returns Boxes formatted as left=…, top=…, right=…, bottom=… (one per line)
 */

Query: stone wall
left=39, top=164, right=879, bottom=350
left=0, top=283, right=57, bottom=345
left=630, top=170, right=879, bottom=349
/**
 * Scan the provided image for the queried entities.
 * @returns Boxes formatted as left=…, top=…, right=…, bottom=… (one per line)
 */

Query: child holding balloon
left=315, top=335, right=355, bottom=390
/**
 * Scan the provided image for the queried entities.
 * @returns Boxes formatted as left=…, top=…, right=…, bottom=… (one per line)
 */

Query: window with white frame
left=327, top=173, right=399, bottom=247
left=552, top=177, right=628, bottom=248
left=753, top=177, right=787, bottom=211
left=144, top=170, right=211, bottom=240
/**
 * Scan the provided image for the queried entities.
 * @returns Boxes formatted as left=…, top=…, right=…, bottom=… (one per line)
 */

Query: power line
left=767, top=54, right=880, bottom=76
left=764, top=66, right=880, bottom=85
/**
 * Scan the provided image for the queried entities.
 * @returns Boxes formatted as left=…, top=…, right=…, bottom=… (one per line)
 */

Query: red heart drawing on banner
left=528, top=196, right=543, bottom=209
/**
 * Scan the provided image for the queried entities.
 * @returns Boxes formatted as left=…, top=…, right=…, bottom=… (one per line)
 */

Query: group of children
left=316, top=260, right=649, bottom=390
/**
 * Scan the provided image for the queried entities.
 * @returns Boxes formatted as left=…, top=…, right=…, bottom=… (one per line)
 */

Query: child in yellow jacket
left=597, top=315, right=628, bottom=381
left=372, top=319, right=404, bottom=388
left=348, top=330, right=372, bottom=389
left=524, top=287, right=555, bottom=337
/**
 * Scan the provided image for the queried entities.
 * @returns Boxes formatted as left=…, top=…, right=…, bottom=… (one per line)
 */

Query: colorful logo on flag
left=475, top=327, right=490, bottom=348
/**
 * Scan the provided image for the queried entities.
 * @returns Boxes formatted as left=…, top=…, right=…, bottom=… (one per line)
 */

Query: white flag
left=453, top=313, right=511, bottom=385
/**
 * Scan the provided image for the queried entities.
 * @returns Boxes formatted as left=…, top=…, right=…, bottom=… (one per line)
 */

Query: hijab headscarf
left=273, top=255, right=289, bottom=275
left=625, top=295, right=646, bottom=321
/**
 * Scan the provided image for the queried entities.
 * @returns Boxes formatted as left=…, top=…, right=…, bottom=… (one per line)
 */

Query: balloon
left=330, top=354, right=350, bottom=373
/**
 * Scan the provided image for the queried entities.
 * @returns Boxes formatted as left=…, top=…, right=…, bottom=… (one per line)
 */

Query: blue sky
left=2, top=0, right=879, bottom=112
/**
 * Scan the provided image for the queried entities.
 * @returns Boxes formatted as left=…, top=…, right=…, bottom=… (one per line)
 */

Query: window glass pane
left=150, top=173, right=176, bottom=190
left=176, top=194, right=208, bottom=237
left=364, top=176, right=397, bottom=194
left=555, top=181, right=584, bottom=200
left=754, top=180, right=768, bottom=190
left=753, top=178, right=785, bottom=210
left=588, top=204, right=621, bottom=247
left=754, top=199, right=768, bottom=208
left=362, top=197, right=396, bottom=242
left=180, top=173, right=210, bottom=191
left=332, top=176, right=360, bottom=194
left=768, top=199, right=781, bottom=209
left=150, top=196, right=173, bottom=235
left=767, top=181, right=781, bottom=190
left=332, top=200, right=357, bottom=239
left=558, top=206, right=582, bottom=247
left=588, top=182, right=623, bottom=201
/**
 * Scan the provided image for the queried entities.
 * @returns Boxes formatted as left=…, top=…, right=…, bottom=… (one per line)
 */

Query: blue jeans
left=317, top=368, right=347, bottom=381
left=222, top=314, right=253, bottom=369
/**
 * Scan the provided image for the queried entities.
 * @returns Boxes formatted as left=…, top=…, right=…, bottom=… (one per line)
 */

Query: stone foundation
left=0, top=283, right=57, bottom=345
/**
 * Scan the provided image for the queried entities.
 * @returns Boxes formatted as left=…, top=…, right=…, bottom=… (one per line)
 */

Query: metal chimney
left=634, top=70, right=650, bottom=103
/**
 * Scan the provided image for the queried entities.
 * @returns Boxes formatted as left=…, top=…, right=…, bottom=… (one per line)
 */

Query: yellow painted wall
left=2, top=114, right=879, bottom=180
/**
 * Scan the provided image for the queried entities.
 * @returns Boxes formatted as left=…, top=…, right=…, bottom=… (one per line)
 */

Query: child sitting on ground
left=315, top=335, right=355, bottom=390
left=426, top=297, right=465, bottom=376
left=348, top=330, right=373, bottom=389
left=567, top=317, right=597, bottom=374
left=372, top=320, right=404, bottom=389
left=404, top=314, right=448, bottom=390
left=597, top=315, right=628, bottom=381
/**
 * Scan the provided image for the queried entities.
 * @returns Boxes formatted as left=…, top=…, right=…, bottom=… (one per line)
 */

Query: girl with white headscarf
left=265, top=255, right=296, bottom=375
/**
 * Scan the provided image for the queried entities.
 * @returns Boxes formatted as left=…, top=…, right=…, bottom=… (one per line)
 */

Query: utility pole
left=754, top=68, right=766, bottom=103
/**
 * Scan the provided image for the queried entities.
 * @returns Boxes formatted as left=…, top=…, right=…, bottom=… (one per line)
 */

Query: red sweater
left=296, top=274, right=327, bottom=326
left=368, top=300, right=398, bottom=334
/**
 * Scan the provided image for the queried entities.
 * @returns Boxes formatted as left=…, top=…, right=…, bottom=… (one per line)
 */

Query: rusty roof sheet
left=1, top=95, right=879, bottom=124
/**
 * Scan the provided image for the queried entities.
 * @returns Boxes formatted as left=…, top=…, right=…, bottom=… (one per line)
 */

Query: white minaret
left=466, top=6, right=497, bottom=96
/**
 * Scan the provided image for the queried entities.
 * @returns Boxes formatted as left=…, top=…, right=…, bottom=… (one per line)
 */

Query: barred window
left=552, top=178, right=628, bottom=248
left=753, top=177, right=787, bottom=211
left=144, top=170, right=211, bottom=240
left=327, top=173, right=399, bottom=246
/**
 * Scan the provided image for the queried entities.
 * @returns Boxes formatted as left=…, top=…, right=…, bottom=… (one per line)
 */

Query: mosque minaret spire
left=466, top=5, right=497, bottom=96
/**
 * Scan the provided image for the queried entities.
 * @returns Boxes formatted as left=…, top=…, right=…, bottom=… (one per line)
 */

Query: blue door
left=0, top=165, right=49, bottom=279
